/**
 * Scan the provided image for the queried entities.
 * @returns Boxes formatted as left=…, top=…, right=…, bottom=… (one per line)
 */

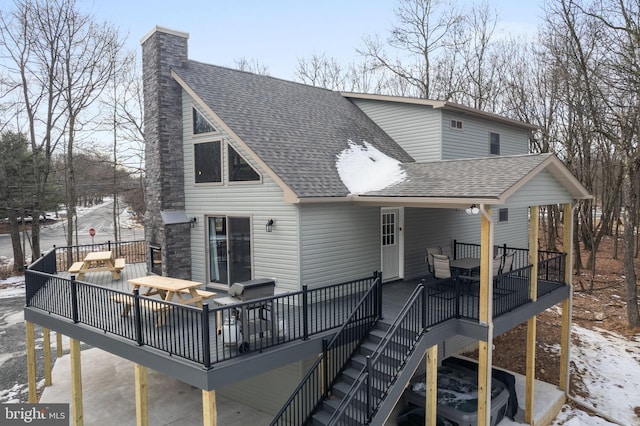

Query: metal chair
left=425, top=246, right=442, bottom=275
left=432, top=254, right=452, bottom=280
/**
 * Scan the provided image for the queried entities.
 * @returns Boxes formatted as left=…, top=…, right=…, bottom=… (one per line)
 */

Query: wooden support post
left=525, top=206, right=540, bottom=424
left=477, top=207, right=493, bottom=426
left=43, top=328, right=52, bottom=386
left=425, top=345, right=438, bottom=425
left=559, top=203, right=573, bottom=391
left=70, top=338, right=84, bottom=426
left=477, top=341, right=489, bottom=426
left=202, top=389, right=217, bottom=426
left=529, top=206, right=539, bottom=301
left=26, top=321, right=37, bottom=403
left=134, top=364, right=148, bottom=426
left=56, top=332, right=63, bottom=357
left=525, top=316, right=537, bottom=424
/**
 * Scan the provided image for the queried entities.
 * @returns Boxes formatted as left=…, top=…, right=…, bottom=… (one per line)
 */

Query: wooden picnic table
left=69, top=251, right=124, bottom=281
left=121, top=275, right=216, bottom=327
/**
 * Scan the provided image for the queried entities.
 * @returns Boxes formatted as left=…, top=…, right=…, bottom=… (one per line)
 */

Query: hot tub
left=403, top=365, right=509, bottom=426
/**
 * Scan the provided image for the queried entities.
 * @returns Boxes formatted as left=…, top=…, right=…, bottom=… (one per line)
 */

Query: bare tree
left=359, top=0, right=463, bottom=99
left=234, top=57, right=270, bottom=75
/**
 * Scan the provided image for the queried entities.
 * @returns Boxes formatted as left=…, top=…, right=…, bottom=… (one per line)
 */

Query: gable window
left=499, top=208, right=509, bottom=222
left=194, top=141, right=222, bottom=183
left=228, top=145, right=260, bottom=182
left=193, top=107, right=216, bottom=134
left=490, top=132, right=501, bottom=155
left=450, top=119, right=463, bottom=130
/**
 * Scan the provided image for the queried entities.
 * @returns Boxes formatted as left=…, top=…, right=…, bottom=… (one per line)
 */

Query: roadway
left=0, top=200, right=143, bottom=260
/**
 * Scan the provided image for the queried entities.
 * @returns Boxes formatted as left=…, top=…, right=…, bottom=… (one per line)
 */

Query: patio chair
left=501, top=251, right=515, bottom=274
left=432, top=254, right=452, bottom=280
left=425, top=246, right=442, bottom=275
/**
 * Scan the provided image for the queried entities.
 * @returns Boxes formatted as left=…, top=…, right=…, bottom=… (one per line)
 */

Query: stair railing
left=328, top=282, right=426, bottom=425
left=270, top=271, right=383, bottom=426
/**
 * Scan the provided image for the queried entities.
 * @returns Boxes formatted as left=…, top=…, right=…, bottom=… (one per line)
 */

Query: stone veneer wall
left=141, top=27, right=192, bottom=279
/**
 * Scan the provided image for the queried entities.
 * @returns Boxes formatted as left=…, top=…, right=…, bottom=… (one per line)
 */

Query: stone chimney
left=141, top=27, right=191, bottom=279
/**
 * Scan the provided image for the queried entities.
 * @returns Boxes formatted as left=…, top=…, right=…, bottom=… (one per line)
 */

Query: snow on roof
left=336, top=140, right=407, bottom=195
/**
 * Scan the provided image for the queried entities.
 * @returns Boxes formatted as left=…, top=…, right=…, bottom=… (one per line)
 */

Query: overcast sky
left=86, top=0, right=543, bottom=79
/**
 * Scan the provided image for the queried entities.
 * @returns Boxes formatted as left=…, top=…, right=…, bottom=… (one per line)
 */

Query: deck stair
left=311, top=321, right=425, bottom=425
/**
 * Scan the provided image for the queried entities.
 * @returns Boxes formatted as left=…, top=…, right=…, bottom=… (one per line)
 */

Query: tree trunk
left=623, top=205, right=639, bottom=327
left=7, top=212, right=24, bottom=273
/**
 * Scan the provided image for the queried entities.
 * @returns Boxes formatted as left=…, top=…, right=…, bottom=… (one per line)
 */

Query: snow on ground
left=0, top=276, right=25, bottom=299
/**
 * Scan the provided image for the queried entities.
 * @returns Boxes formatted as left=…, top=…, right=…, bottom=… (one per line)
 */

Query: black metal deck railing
left=25, top=246, right=382, bottom=368
left=453, top=240, right=565, bottom=283
left=25, top=241, right=567, bottom=375
left=270, top=272, right=383, bottom=426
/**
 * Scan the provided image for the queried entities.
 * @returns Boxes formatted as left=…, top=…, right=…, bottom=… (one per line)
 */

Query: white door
left=381, top=208, right=402, bottom=281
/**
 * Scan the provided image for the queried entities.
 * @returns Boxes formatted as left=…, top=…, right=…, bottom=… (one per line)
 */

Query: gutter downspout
left=479, top=204, right=494, bottom=426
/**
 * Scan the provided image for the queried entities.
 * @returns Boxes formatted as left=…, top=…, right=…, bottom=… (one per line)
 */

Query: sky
left=84, top=0, right=543, bottom=80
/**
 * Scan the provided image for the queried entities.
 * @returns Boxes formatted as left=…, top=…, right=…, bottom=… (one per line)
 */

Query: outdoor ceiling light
left=266, top=219, right=275, bottom=232
left=465, top=204, right=480, bottom=215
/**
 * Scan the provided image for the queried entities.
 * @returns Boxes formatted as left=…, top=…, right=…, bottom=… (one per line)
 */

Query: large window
left=228, top=146, right=260, bottom=182
left=208, top=216, right=252, bottom=285
left=194, top=141, right=222, bottom=183
left=193, top=107, right=216, bottom=134
left=490, top=132, right=501, bottom=155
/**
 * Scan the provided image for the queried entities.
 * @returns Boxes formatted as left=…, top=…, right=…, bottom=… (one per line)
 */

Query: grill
left=227, top=278, right=276, bottom=301
left=215, top=279, right=278, bottom=353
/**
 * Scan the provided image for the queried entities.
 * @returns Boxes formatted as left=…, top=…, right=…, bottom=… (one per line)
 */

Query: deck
left=24, top=242, right=568, bottom=390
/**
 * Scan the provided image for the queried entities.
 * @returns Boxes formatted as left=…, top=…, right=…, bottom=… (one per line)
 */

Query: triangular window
left=193, top=107, right=216, bottom=134
left=228, top=145, right=260, bottom=182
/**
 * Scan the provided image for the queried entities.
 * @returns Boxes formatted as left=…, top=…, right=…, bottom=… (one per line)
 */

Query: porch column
left=202, top=389, right=217, bottom=426
left=70, top=338, right=84, bottom=426
left=559, top=203, right=574, bottom=392
left=43, top=328, right=52, bottom=386
left=134, top=364, right=149, bottom=426
left=525, top=206, right=539, bottom=424
left=424, top=345, right=438, bottom=425
left=478, top=206, right=494, bottom=426
left=56, top=331, right=63, bottom=357
left=26, top=321, right=37, bottom=403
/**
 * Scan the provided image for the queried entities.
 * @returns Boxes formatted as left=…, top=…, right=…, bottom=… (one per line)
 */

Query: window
left=499, top=208, right=509, bottom=222
left=490, top=132, right=500, bottom=155
left=193, top=107, right=216, bottom=134
left=382, top=213, right=396, bottom=246
left=228, top=145, right=260, bottom=182
left=194, top=141, right=222, bottom=183
left=450, top=119, right=463, bottom=130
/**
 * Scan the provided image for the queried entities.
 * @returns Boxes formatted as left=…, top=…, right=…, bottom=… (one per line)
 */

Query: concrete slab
left=40, top=347, right=274, bottom=426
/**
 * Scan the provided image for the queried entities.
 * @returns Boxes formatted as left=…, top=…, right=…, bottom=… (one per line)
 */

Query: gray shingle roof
left=362, top=154, right=553, bottom=199
left=174, top=61, right=414, bottom=198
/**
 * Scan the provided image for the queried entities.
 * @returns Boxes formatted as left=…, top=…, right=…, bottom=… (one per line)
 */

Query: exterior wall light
left=465, top=204, right=480, bottom=215
left=266, top=219, right=275, bottom=232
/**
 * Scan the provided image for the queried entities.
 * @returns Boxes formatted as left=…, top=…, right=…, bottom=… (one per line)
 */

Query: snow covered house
left=139, top=26, right=592, bottom=424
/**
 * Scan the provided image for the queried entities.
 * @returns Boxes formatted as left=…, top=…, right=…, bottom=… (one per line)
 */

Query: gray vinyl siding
left=218, top=355, right=317, bottom=415
left=403, top=206, right=528, bottom=279
left=300, top=203, right=380, bottom=287
left=441, top=111, right=530, bottom=159
left=505, top=169, right=576, bottom=208
left=182, top=92, right=301, bottom=290
left=351, top=99, right=442, bottom=162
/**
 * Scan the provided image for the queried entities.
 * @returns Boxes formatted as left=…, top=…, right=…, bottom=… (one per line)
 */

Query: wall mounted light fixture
left=266, top=219, right=275, bottom=232
left=190, top=217, right=197, bottom=228
left=465, top=204, right=480, bottom=215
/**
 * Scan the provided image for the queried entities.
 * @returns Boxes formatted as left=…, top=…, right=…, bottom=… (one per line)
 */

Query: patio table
left=450, top=257, right=481, bottom=276
left=70, top=251, right=121, bottom=281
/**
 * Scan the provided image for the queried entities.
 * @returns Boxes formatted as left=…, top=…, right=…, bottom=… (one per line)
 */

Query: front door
left=208, top=216, right=252, bottom=287
left=381, top=208, right=402, bottom=282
